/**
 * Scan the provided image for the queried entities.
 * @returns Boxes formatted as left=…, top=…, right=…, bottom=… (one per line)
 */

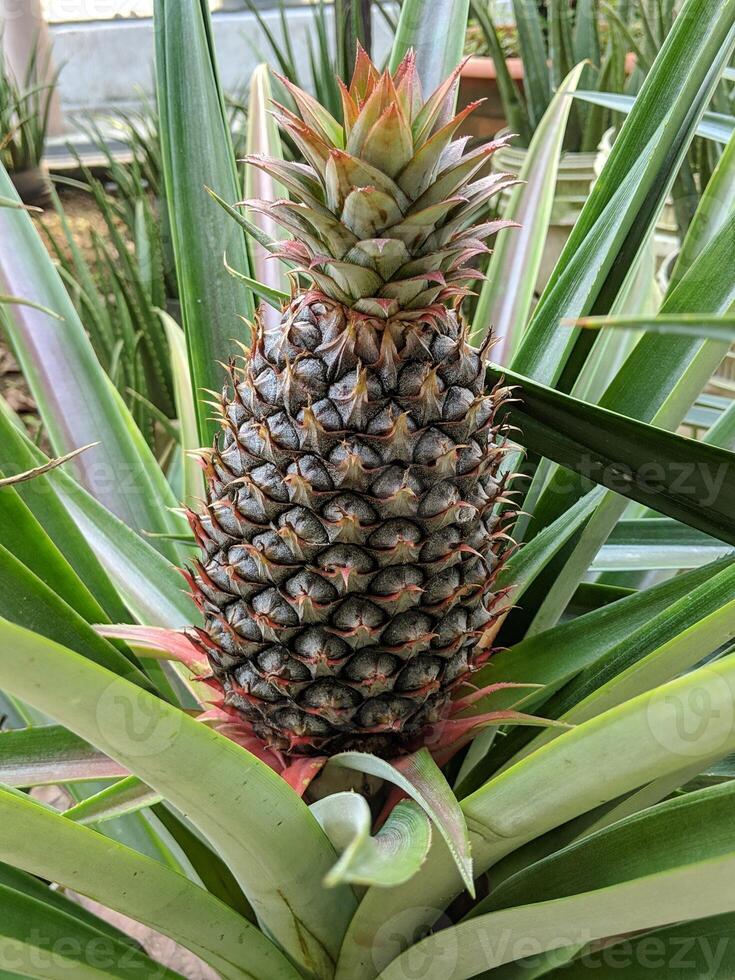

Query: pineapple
left=187, top=49, right=517, bottom=758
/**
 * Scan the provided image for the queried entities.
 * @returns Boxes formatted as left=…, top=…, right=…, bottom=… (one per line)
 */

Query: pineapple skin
left=188, top=291, right=512, bottom=757
left=188, top=49, right=519, bottom=757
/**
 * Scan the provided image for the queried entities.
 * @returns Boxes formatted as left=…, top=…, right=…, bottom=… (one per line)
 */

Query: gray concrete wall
left=50, top=6, right=397, bottom=115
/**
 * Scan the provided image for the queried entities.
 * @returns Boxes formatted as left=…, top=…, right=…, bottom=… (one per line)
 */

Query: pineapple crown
left=243, top=47, right=518, bottom=320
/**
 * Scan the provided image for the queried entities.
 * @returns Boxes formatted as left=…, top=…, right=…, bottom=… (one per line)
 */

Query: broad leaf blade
left=379, top=852, right=735, bottom=979
left=0, top=619, right=355, bottom=977
left=0, top=725, right=125, bottom=787
left=311, top=793, right=431, bottom=889
left=0, top=401, right=131, bottom=622
left=0, top=401, right=195, bottom=629
left=0, top=882, right=183, bottom=980
left=491, top=365, right=735, bottom=545
left=0, top=543, right=154, bottom=689
left=389, top=0, right=470, bottom=98
left=0, top=785, right=297, bottom=980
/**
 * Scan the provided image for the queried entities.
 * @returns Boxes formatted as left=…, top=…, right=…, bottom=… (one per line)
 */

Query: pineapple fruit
left=188, top=49, right=517, bottom=758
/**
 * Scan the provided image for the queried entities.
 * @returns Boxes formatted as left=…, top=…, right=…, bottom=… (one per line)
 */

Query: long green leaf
left=0, top=400, right=195, bottom=629
left=468, top=0, right=532, bottom=144
left=672, top=127, right=735, bottom=291
left=0, top=544, right=154, bottom=689
left=509, top=119, right=662, bottom=383
left=0, top=785, right=297, bottom=980
left=542, top=912, right=735, bottom=978
left=151, top=802, right=256, bottom=923
left=513, top=0, right=735, bottom=385
left=0, top=882, right=183, bottom=979
left=575, top=313, right=735, bottom=342
left=560, top=0, right=735, bottom=263
left=64, top=776, right=160, bottom=825
left=574, top=90, right=735, bottom=143
left=457, top=557, right=732, bottom=795
left=472, top=783, right=735, bottom=956
left=341, top=654, right=735, bottom=980
left=521, top=153, right=735, bottom=630
left=0, top=862, right=139, bottom=950
left=155, top=0, right=255, bottom=443
left=0, top=401, right=129, bottom=622
left=497, top=488, right=606, bottom=595
left=0, top=294, right=63, bottom=318
left=389, top=0, right=470, bottom=97
left=0, top=481, right=111, bottom=625
left=501, top=561, right=735, bottom=769
left=0, top=619, right=355, bottom=978
left=512, top=0, right=552, bottom=129
left=379, top=852, right=735, bottom=979
left=0, top=726, right=125, bottom=787
left=490, top=364, right=735, bottom=544
left=591, top=519, right=730, bottom=571
left=0, top=168, right=180, bottom=550
left=159, top=311, right=204, bottom=506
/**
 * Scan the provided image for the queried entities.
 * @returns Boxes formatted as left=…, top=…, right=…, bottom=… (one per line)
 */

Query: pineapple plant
left=187, top=48, right=519, bottom=759
left=0, top=0, right=735, bottom=978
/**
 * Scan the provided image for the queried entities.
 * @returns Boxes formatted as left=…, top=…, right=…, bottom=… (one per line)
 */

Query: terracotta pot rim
left=460, top=52, right=637, bottom=81
left=461, top=55, right=524, bottom=81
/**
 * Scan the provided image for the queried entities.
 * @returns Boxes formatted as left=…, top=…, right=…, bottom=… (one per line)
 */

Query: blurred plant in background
left=0, top=35, right=59, bottom=204
left=469, top=0, right=629, bottom=151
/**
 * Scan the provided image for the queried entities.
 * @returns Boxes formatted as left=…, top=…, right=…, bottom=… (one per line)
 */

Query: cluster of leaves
left=0, top=0, right=734, bottom=977
left=574, top=0, right=735, bottom=237
left=470, top=0, right=630, bottom=150
left=0, top=37, right=58, bottom=174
